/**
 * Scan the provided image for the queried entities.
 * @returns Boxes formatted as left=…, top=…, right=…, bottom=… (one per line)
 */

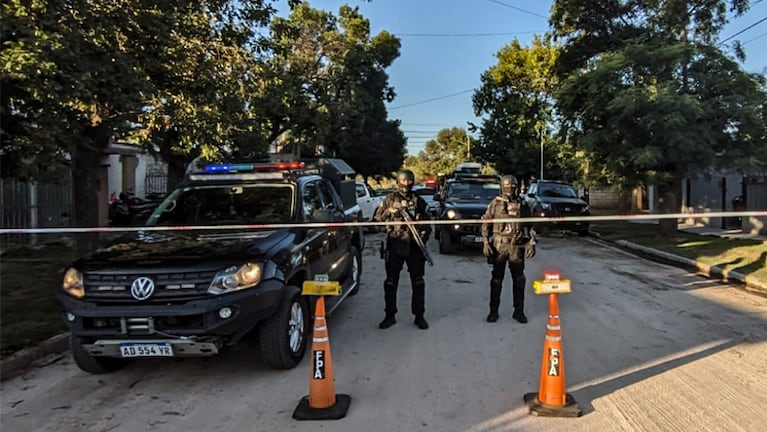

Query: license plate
left=474, top=236, right=484, bottom=243
left=119, top=342, right=173, bottom=358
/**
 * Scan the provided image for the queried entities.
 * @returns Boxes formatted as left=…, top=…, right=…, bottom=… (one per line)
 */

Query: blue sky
left=280, top=1, right=767, bottom=155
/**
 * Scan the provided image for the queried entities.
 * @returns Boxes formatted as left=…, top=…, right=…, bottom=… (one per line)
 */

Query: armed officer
left=374, top=169, right=433, bottom=330
left=481, top=175, right=536, bottom=323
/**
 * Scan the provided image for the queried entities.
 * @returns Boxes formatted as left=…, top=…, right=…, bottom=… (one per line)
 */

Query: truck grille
left=553, top=203, right=584, bottom=215
left=84, top=270, right=217, bottom=301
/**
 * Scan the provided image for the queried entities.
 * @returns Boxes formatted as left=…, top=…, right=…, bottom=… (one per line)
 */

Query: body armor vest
left=491, top=197, right=524, bottom=239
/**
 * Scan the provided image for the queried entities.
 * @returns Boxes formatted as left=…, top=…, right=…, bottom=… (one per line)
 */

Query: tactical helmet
left=396, top=169, right=415, bottom=194
left=501, top=175, right=518, bottom=198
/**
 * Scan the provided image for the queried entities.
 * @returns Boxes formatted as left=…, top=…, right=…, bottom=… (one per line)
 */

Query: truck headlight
left=446, top=209, right=460, bottom=219
left=540, top=203, right=551, bottom=210
left=581, top=205, right=590, bottom=213
left=208, top=262, right=263, bottom=295
left=62, top=268, right=84, bottom=298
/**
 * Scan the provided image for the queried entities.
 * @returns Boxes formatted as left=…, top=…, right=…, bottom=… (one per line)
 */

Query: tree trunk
left=167, top=160, right=187, bottom=191
left=656, top=180, right=681, bottom=237
left=72, top=126, right=109, bottom=255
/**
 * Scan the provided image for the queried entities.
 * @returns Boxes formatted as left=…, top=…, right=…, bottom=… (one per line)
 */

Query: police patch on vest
left=547, top=347, right=560, bottom=376
left=313, top=350, right=326, bottom=379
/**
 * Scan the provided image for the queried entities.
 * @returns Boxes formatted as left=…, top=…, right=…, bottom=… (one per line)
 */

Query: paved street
left=2, top=233, right=767, bottom=432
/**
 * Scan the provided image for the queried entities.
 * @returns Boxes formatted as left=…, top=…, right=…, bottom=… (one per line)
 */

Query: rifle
left=397, top=201, right=434, bottom=267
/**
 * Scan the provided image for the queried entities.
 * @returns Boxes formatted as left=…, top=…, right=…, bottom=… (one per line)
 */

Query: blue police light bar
left=204, top=164, right=256, bottom=173
left=203, top=162, right=306, bottom=173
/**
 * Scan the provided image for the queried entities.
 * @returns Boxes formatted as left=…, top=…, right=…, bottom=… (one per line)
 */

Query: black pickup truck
left=434, top=171, right=500, bottom=254
left=58, top=160, right=364, bottom=374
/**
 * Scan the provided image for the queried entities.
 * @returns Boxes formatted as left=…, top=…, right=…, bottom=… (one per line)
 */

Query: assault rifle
left=397, top=200, right=434, bottom=267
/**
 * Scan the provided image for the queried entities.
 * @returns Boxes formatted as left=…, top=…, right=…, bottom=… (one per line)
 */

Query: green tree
left=263, top=3, right=404, bottom=178
left=472, top=35, right=578, bottom=180
left=406, top=127, right=474, bottom=179
left=551, top=0, right=766, bottom=235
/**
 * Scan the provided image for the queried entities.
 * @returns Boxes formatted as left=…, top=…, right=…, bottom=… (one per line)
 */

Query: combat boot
left=486, top=309, right=499, bottom=323
left=379, top=314, right=396, bottom=329
left=414, top=314, right=429, bottom=330
left=512, top=308, right=528, bottom=324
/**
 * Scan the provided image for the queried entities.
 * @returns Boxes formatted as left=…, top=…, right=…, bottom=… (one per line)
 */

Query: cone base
left=523, top=392, right=582, bottom=417
left=292, top=394, right=351, bottom=420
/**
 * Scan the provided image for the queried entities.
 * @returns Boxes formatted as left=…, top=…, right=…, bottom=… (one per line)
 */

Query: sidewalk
left=591, top=221, right=767, bottom=296
left=677, top=222, right=767, bottom=242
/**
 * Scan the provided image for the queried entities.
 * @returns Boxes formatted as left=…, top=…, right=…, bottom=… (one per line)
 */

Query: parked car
left=412, top=185, right=438, bottom=216
left=522, top=180, right=590, bottom=236
left=356, top=181, right=385, bottom=232
left=434, top=172, right=500, bottom=254
left=58, top=160, right=364, bottom=374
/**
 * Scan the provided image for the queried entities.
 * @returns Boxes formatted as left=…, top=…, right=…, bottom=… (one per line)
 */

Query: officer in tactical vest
left=374, top=169, right=433, bottom=330
left=480, top=175, right=536, bottom=323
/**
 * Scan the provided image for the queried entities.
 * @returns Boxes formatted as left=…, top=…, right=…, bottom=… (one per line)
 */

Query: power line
left=486, top=0, right=547, bottom=19
left=400, top=122, right=453, bottom=127
left=743, top=30, right=767, bottom=44
left=388, top=89, right=475, bottom=110
left=395, top=31, right=539, bottom=38
left=719, top=15, right=767, bottom=45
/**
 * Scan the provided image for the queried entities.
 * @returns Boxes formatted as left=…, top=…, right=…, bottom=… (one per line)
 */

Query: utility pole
left=467, top=136, right=471, bottom=160
left=539, top=127, right=544, bottom=181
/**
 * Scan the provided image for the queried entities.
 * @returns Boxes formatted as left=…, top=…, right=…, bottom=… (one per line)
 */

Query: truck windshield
left=446, top=183, right=500, bottom=201
left=538, top=184, right=578, bottom=198
left=145, top=184, right=294, bottom=226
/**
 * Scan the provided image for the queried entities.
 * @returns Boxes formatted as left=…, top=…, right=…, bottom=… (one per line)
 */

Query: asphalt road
left=2, top=232, right=767, bottom=432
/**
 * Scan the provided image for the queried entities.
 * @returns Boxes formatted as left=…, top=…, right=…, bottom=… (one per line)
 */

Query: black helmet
left=501, top=175, right=518, bottom=198
left=396, top=169, right=415, bottom=194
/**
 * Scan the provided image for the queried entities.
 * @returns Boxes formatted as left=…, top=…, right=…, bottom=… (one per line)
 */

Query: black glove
left=525, top=241, right=536, bottom=259
left=483, top=241, right=494, bottom=257
left=419, top=230, right=430, bottom=243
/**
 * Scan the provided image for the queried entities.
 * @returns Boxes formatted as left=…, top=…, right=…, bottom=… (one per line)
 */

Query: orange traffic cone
left=523, top=293, right=582, bottom=417
left=292, top=296, right=351, bottom=420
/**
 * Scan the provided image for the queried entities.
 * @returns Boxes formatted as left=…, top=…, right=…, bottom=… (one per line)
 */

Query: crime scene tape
left=1, top=211, right=765, bottom=235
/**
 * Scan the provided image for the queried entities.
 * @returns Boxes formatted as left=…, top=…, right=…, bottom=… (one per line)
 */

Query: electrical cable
left=395, top=31, right=539, bottom=37
left=719, top=15, right=767, bottom=45
left=388, top=89, right=475, bottom=110
left=485, top=0, right=547, bottom=19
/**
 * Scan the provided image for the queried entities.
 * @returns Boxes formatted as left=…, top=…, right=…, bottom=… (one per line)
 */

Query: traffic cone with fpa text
left=292, top=296, right=351, bottom=420
left=523, top=293, right=582, bottom=417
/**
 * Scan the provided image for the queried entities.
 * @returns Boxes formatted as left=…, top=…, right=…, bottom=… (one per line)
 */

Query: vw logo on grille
left=130, top=277, right=155, bottom=300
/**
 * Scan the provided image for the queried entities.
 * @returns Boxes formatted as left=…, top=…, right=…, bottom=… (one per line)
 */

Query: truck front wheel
left=259, top=286, right=310, bottom=369
left=71, top=336, right=129, bottom=374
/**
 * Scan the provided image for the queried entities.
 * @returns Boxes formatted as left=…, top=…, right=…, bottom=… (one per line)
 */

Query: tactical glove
left=482, top=241, right=494, bottom=257
left=387, top=200, right=402, bottom=214
left=524, top=241, right=536, bottom=259
left=419, top=230, right=430, bottom=243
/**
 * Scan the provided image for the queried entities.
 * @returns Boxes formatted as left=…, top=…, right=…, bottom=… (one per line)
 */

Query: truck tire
left=439, top=229, right=454, bottom=254
left=259, top=286, right=309, bottom=369
left=348, top=246, right=362, bottom=296
left=70, top=336, right=129, bottom=374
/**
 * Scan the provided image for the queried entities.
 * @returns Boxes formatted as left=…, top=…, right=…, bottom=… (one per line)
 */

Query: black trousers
left=383, top=247, right=426, bottom=316
left=489, top=243, right=526, bottom=312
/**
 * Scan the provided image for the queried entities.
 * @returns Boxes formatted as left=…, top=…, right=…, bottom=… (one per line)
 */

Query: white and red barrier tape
left=1, top=211, right=766, bottom=235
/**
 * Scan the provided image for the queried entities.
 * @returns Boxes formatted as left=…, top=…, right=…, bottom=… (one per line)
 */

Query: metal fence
left=145, top=171, right=167, bottom=195
left=1, top=176, right=74, bottom=244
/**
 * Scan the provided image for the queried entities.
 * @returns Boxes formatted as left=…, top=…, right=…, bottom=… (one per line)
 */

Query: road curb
left=613, top=240, right=767, bottom=295
left=588, top=232, right=767, bottom=296
left=1, top=332, right=70, bottom=382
